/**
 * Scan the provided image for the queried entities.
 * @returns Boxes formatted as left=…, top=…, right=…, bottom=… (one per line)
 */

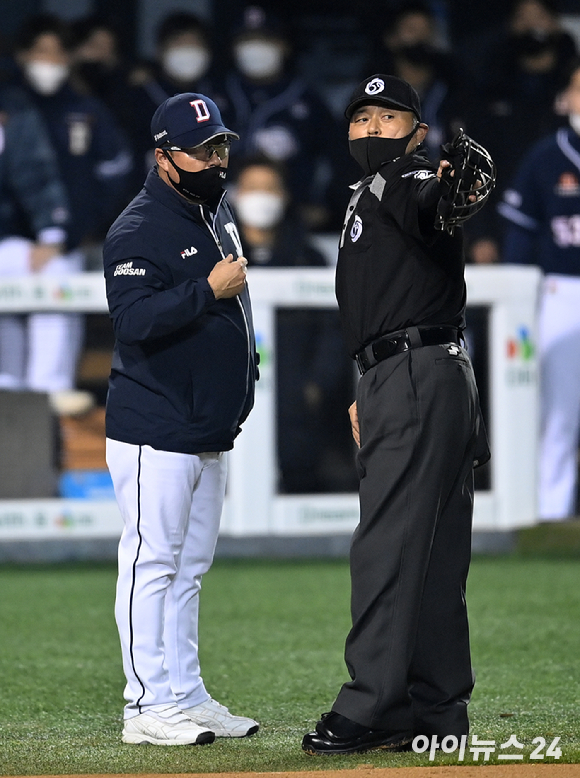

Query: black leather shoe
left=302, top=711, right=413, bottom=755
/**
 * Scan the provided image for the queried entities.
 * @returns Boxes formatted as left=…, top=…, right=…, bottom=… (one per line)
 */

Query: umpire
left=302, top=75, right=490, bottom=755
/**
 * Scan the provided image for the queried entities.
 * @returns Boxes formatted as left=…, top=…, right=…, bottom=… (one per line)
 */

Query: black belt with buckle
left=355, top=325, right=462, bottom=375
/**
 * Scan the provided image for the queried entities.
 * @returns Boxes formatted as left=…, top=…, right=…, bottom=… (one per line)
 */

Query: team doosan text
left=114, top=262, right=146, bottom=276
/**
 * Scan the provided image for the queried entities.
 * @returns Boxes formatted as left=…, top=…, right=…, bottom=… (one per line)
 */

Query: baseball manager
left=104, top=93, right=259, bottom=745
left=302, top=74, right=492, bottom=756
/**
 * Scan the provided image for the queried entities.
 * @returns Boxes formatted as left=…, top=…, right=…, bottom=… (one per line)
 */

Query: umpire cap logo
left=365, top=78, right=385, bottom=95
left=350, top=215, right=363, bottom=242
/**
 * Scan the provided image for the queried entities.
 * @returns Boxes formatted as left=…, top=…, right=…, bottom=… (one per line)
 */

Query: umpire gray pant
left=333, top=341, right=484, bottom=737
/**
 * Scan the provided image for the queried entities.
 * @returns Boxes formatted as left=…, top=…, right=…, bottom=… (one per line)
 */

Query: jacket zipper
left=198, top=202, right=253, bottom=426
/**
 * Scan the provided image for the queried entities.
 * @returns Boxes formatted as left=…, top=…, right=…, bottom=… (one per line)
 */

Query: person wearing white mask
left=221, top=6, right=345, bottom=231
left=153, top=12, right=213, bottom=92
left=233, top=156, right=324, bottom=266
left=120, top=12, right=219, bottom=198
left=161, top=34, right=210, bottom=85
left=7, top=14, right=132, bottom=405
left=233, top=30, right=287, bottom=84
left=499, top=58, right=580, bottom=521
left=232, top=156, right=356, bottom=493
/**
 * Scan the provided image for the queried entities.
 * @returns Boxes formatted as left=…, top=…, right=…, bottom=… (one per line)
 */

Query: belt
left=355, top=325, right=462, bottom=375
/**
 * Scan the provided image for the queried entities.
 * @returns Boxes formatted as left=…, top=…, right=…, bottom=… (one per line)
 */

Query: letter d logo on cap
left=190, top=99, right=211, bottom=123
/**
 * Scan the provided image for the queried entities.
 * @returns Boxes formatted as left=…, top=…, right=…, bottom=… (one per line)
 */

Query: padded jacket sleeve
left=104, top=238, right=217, bottom=345
left=4, top=100, right=69, bottom=239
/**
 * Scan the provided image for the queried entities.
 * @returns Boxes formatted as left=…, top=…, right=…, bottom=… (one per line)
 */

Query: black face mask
left=163, top=151, right=226, bottom=203
left=510, top=30, right=555, bottom=58
left=77, top=61, right=113, bottom=93
left=349, top=124, right=419, bottom=176
left=396, top=43, right=437, bottom=68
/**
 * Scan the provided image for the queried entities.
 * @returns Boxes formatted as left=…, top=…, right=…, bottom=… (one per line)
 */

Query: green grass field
left=0, top=554, right=578, bottom=774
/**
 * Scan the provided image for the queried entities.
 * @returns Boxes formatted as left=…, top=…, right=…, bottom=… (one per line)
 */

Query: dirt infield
left=9, top=766, right=580, bottom=778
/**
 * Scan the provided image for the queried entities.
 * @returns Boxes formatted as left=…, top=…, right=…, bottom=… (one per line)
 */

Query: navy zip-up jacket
left=104, top=167, right=257, bottom=454
left=0, top=84, right=69, bottom=243
left=20, top=80, right=133, bottom=250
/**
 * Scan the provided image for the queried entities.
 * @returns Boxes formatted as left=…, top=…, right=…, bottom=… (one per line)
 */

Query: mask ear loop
left=410, top=120, right=421, bottom=148
left=162, top=148, right=182, bottom=178
left=160, top=148, right=199, bottom=200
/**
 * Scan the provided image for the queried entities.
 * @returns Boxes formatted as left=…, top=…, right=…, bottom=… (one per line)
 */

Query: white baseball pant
left=538, top=274, right=580, bottom=520
left=0, top=236, right=83, bottom=392
left=106, top=438, right=227, bottom=719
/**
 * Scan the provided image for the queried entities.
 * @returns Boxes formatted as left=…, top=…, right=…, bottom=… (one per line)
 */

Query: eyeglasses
left=165, top=140, right=231, bottom=161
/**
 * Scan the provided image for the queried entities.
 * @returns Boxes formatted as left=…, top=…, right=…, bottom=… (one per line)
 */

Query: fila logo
left=190, top=99, right=211, bottom=123
left=447, top=344, right=461, bottom=355
left=181, top=246, right=198, bottom=258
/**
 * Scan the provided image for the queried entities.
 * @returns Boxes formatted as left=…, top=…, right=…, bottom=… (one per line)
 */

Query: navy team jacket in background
left=21, top=80, right=133, bottom=251
left=0, top=85, right=69, bottom=242
left=499, top=127, right=580, bottom=275
left=104, top=167, right=257, bottom=455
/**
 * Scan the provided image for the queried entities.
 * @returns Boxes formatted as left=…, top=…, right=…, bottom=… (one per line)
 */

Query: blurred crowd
left=0, top=1, right=578, bottom=258
left=0, top=0, right=579, bottom=499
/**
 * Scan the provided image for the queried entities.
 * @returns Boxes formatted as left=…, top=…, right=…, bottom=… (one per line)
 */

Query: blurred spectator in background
left=4, top=13, right=133, bottom=406
left=221, top=5, right=344, bottom=231
left=447, top=0, right=512, bottom=49
left=365, top=3, right=462, bottom=161
left=232, top=155, right=325, bottom=267
left=0, top=81, right=72, bottom=401
left=70, top=15, right=133, bottom=126
left=462, top=0, right=578, bottom=264
left=14, top=14, right=133, bottom=254
left=120, top=12, right=218, bottom=194
left=480, top=0, right=575, bottom=98
left=231, top=156, right=357, bottom=492
left=498, top=58, right=580, bottom=522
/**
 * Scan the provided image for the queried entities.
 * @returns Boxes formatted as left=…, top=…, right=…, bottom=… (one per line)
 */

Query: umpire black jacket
left=104, top=167, right=257, bottom=454
left=336, top=151, right=466, bottom=358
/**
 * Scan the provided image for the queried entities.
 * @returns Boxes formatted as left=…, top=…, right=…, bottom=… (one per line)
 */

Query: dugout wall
left=0, top=265, right=541, bottom=546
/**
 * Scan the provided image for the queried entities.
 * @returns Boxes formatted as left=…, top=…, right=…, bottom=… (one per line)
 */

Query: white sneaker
left=122, top=704, right=215, bottom=745
left=183, top=698, right=259, bottom=738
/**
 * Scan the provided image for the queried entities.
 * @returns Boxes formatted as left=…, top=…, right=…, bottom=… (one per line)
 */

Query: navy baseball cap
left=151, top=92, right=239, bottom=149
left=345, top=74, right=421, bottom=121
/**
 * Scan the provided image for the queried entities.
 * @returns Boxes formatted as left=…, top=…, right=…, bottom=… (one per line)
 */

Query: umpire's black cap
left=345, top=74, right=421, bottom=121
left=151, top=92, right=239, bottom=148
